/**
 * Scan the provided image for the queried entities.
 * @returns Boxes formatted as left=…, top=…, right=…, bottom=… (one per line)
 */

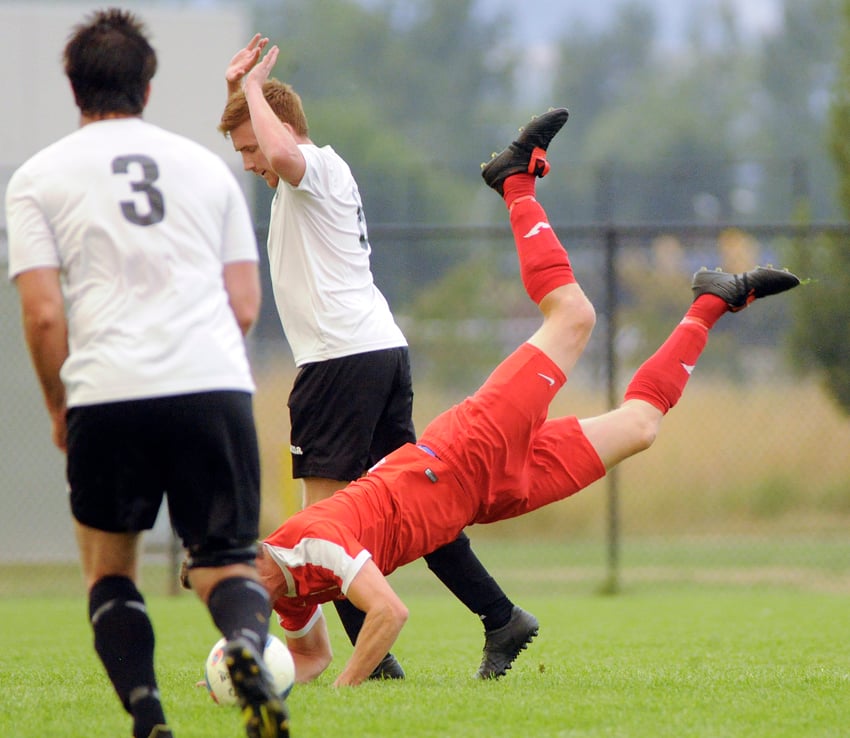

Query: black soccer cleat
left=691, top=266, right=801, bottom=312
left=225, top=637, right=291, bottom=738
left=368, top=652, right=406, bottom=680
left=481, top=108, right=569, bottom=195
left=140, top=726, right=174, bottom=738
left=474, top=606, right=539, bottom=679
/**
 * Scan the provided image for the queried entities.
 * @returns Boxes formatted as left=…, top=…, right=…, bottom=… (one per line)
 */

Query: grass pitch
left=1, top=551, right=848, bottom=738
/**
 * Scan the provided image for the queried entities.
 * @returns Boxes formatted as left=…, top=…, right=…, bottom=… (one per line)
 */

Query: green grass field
left=2, top=540, right=848, bottom=738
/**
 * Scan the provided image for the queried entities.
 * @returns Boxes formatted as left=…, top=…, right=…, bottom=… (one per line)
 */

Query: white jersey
left=267, top=144, right=407, bottom=366
left=6, top=118, right=258, bottom=407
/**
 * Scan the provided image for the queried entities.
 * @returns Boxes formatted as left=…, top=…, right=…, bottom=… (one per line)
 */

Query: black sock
left=208, top=576, right=271, bottom=652
left=89, top=576, right=167, bottom=738
left=333, top=598, right=367, bottom=647
left=424, top=533, right=514, bottom=631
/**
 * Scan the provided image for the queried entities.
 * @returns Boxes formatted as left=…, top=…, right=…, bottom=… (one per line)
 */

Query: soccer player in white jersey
left=215, top=37, right=538, bottom=680
left=5, top=10, right=287, bottom=738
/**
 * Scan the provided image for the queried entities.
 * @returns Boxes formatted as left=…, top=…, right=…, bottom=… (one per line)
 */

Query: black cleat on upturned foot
left=368, top=652, right=405, bottom=680
left=225, top=637, right=291, bottom=738
left=474, top=606, right=539, bottom=679
left=691, top=266, right=801, bottom=312
left=481, top=108, right=569, bottom=195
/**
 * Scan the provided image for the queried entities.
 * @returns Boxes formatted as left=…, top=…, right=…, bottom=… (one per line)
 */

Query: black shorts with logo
left=288, top=347, right=416, bottom=481
left=67, top=391, right=260, bottom=550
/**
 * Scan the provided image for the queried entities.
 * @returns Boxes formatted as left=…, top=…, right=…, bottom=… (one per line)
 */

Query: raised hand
left=225, top=33, right=269, bottom=94
left=243, top=45, right=280, bottom=91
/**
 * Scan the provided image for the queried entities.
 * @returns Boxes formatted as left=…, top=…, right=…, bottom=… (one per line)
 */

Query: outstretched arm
left=334, top=560, right=409, bottom=687
left=225, top=33, right=268, bottom=99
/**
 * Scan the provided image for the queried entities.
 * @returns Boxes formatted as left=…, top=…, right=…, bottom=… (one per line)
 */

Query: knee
left=572, top=293, right=596, bottom=339
left=626, top=403, right=659, bottom=454
left=549, top=288, right=596, bottom=343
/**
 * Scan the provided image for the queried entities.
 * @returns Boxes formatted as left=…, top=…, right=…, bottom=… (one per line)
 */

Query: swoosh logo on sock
left=680, top=361, right=695, bottom=375
left=524, top=221, right=552, bottom=238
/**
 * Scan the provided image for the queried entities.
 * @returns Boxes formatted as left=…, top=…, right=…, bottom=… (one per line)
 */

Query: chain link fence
left=2, top=221, right=849, bottom=596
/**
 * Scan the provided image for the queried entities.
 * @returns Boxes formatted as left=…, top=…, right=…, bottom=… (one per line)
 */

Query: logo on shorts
left=290, top=444, right=303, bottom=455
left=537, top=372, right=556, bottom=387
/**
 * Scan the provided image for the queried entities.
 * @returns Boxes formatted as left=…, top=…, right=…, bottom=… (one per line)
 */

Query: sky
left=471, top=0, right=784, bottom=104
left=476, top=0, right=783, bottom=47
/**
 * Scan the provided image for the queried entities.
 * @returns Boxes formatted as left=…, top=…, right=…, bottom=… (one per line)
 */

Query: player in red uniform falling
left=256, top=107, right=801, bottom=687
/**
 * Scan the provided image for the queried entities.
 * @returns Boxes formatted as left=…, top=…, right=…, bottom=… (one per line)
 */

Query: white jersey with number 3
left=6, top=118, right=258, bottom=407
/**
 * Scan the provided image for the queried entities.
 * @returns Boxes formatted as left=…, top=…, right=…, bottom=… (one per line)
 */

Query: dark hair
left=63, top=8, right=157, bottom=116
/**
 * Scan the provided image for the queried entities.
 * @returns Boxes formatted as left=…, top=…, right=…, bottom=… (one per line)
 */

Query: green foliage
left=404, top=250, right=534, bottom=390
left=788, top=234, right=850, bottom=414
left=787, top=0, right=850, bottom=416
left=240, top=0, right=847, bottom=226
left=253, top=0, right=514, bottom=224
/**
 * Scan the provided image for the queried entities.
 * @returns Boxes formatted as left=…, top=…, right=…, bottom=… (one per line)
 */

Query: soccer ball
left=204, top=634, right=295, bottom=706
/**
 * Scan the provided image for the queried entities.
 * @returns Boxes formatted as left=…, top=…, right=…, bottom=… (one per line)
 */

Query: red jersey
left=264, top=343, right=606, bottom=634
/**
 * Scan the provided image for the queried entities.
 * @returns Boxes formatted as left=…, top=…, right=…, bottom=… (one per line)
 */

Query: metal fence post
left=602, top=225, right=621, bottom=595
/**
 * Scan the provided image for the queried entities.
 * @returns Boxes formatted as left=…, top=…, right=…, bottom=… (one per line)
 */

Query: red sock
left=507, top=189, right=576, bottom=304
left=623, top=319, right=709, bottom=414
left=686, top=293, right=728, bottom=329
left=503, top=173, right=537, bottom=210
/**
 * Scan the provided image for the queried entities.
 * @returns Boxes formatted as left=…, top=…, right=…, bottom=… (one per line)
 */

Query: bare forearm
left=23, top=310, right=68, bottom=417
left=334, top=607, right=406, bottom=687
left=290, top=650, right=330, bottom=684
left=284, top=612, right=333, bottom=684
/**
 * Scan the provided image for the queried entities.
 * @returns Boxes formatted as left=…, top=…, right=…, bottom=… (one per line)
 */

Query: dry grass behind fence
left=252, top=359, right=850, bottom=541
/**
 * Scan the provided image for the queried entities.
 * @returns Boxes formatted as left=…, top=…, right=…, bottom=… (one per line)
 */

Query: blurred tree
left=754, top=0, right=841, bottom=220
left=404, top=249, right=534, bottom=391
left=546, top=0, right=843, bottom=224
left=546, top=2, right=748, bottom=224
left=253, top=0, right=514, bottom=226
left=248, top=0, right=518, bottom=312
left=788, top=0, right=850, bottom=415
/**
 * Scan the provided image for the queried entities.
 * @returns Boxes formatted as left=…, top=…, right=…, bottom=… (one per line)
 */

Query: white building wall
left=1, top=1, right=250, bottom=225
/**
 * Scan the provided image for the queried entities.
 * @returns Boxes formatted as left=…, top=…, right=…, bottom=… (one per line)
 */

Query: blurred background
left=2, top=0, right=849, bottom=596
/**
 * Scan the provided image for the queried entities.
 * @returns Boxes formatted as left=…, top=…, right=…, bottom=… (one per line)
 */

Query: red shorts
left=419, top=343, right=606, bottom=523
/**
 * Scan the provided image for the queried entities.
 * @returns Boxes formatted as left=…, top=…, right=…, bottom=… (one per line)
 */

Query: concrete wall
left=1, top=1, right=250, bottom=224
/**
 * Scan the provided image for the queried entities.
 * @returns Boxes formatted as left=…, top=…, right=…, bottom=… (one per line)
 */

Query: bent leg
left=423, top=533, right=513, bottom=630
left=579, top=400, right=662, bottom=470
left=505, top=191, right=597, bottom=377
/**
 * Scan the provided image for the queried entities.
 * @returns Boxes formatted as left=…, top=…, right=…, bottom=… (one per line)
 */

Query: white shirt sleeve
left=6, top=169, right=61, bottom=280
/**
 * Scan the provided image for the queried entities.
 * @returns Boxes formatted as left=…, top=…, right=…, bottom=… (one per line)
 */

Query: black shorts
left=288, top=347, right=416, bottom=480
left=67, top=391, right=260, bottom=550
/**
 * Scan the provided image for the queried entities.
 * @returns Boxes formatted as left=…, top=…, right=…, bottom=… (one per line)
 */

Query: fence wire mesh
left=2, top=222, right=849, bottom=596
